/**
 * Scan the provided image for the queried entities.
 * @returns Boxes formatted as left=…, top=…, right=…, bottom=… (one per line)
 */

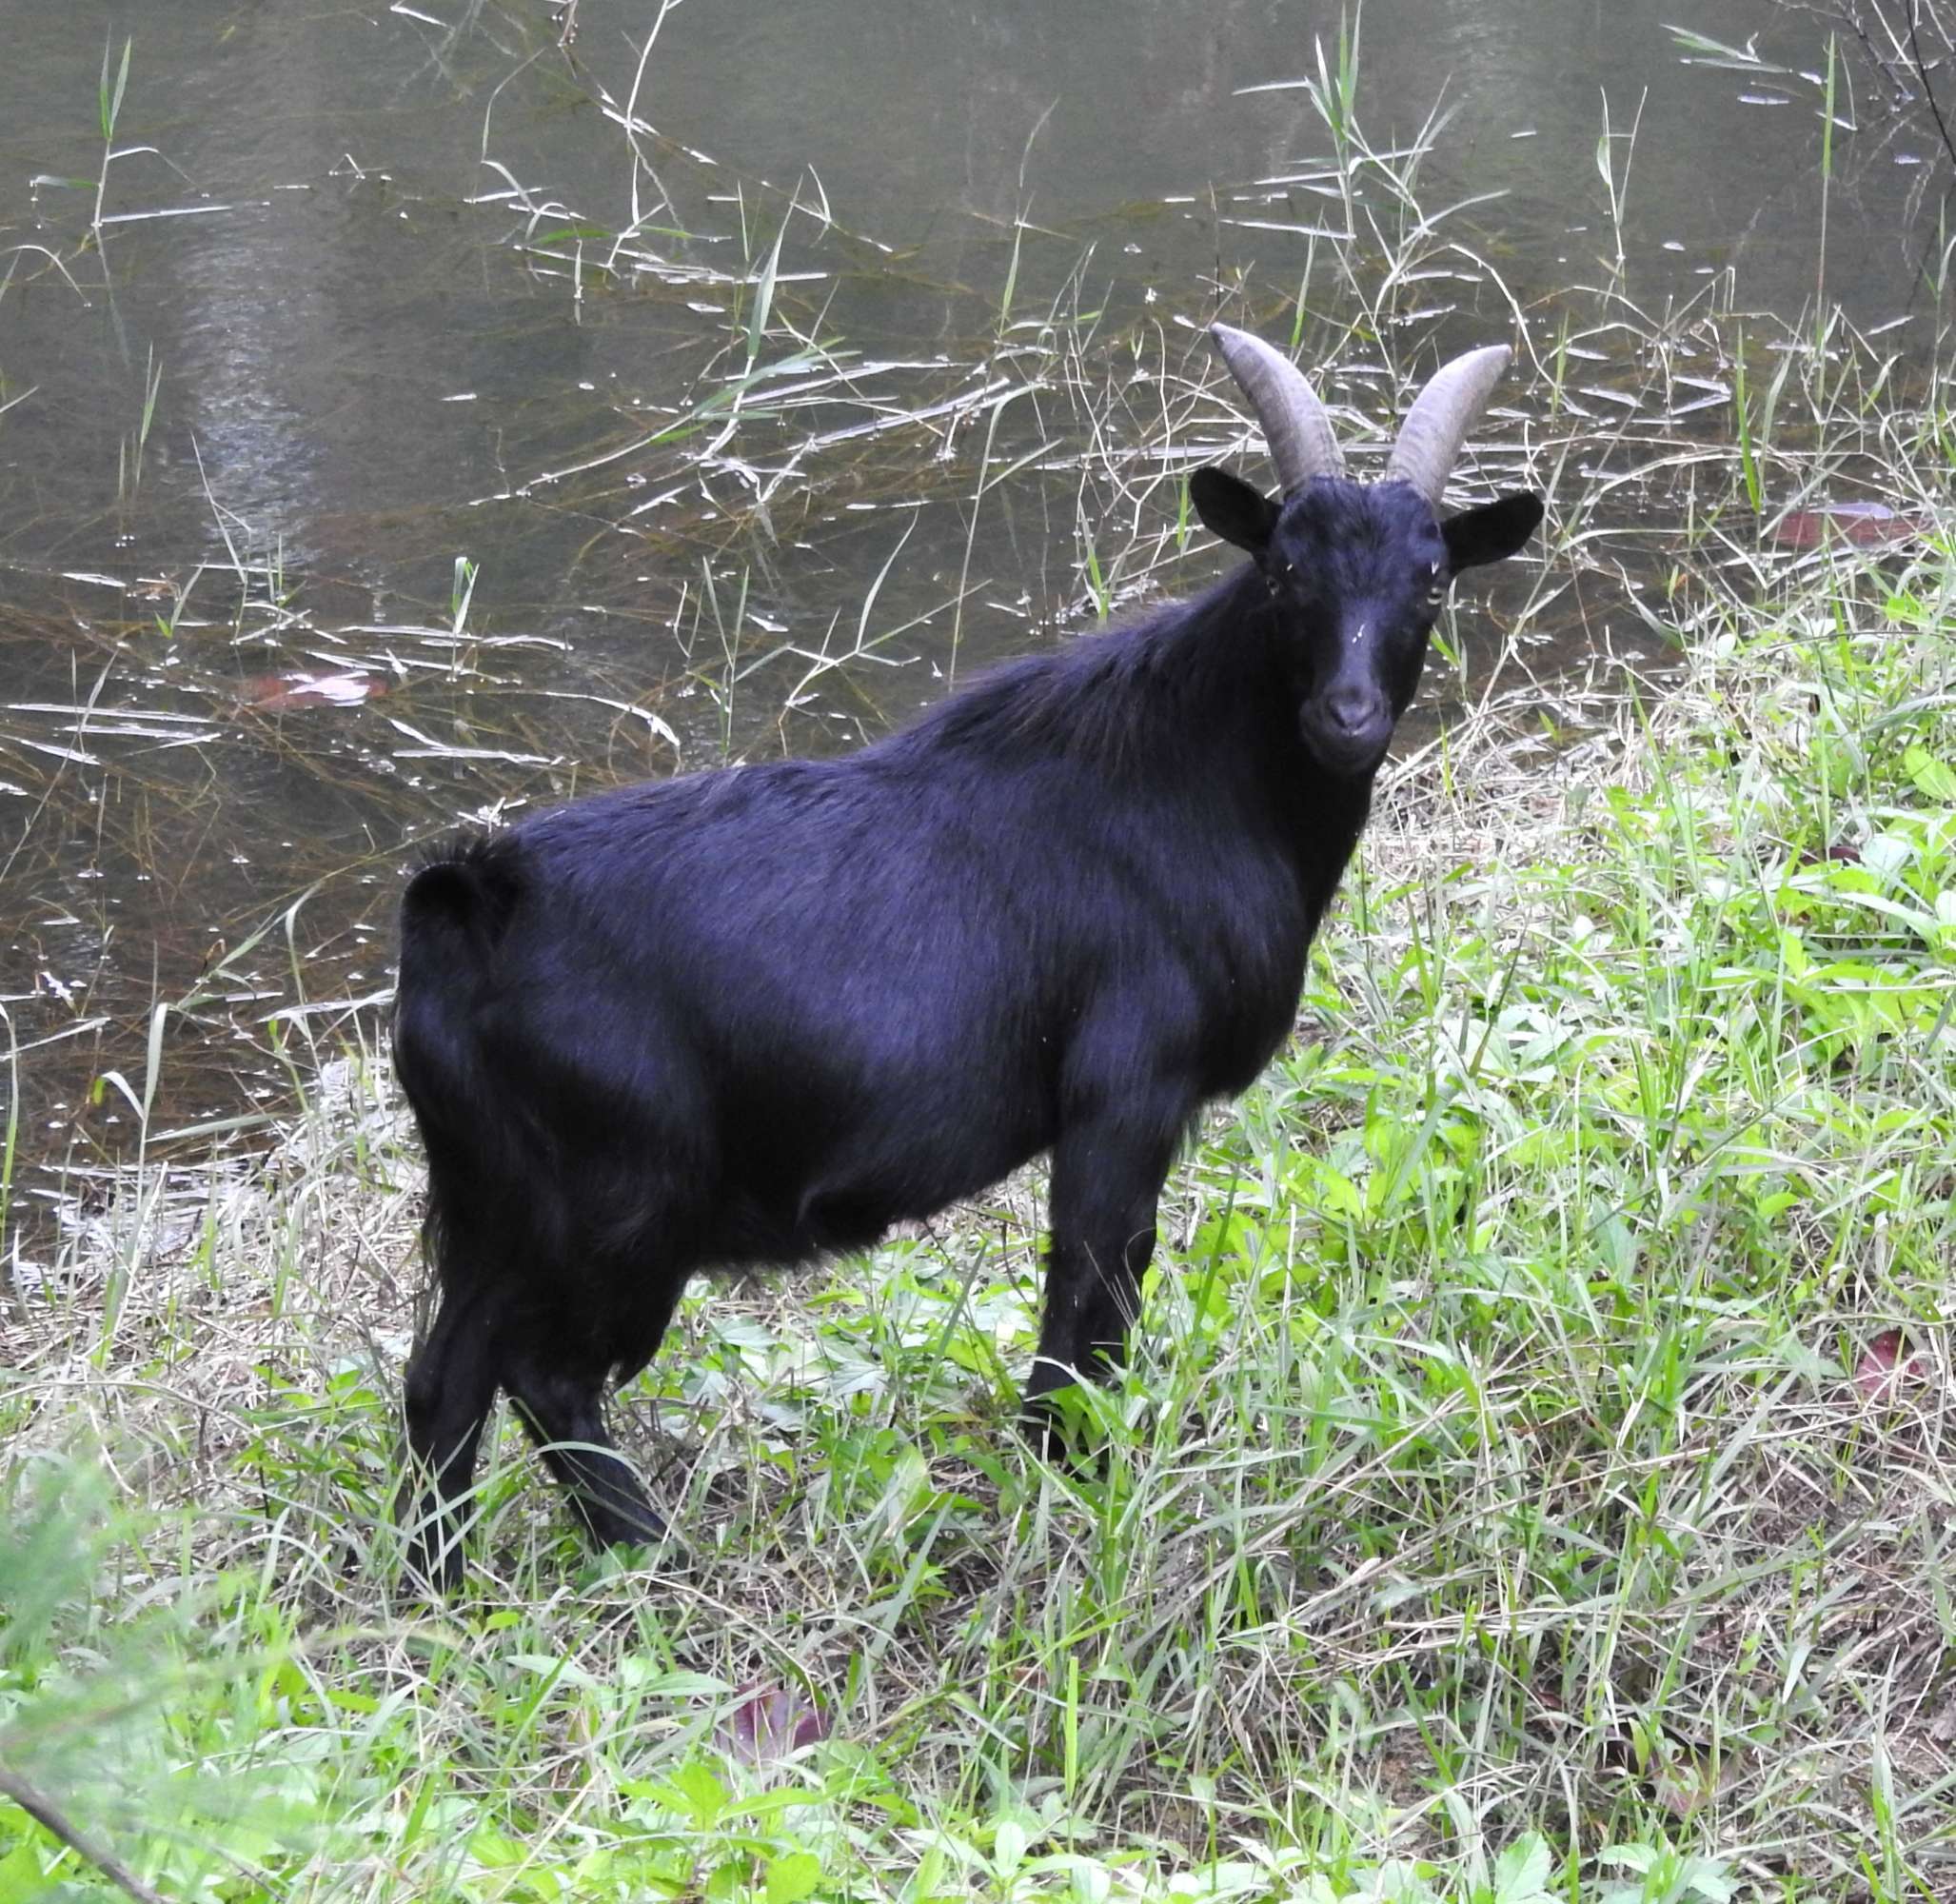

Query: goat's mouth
left=1301, top=707, right=1393, bottom=777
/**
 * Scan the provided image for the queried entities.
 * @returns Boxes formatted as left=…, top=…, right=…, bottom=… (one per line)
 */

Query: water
left=0, top=0, right=1937, bottom=1198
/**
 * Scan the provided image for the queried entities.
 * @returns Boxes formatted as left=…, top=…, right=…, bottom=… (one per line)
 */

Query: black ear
left=1443, top=491, right=1544, bottom=571
left=1190, top=466, right=1280, bottom=556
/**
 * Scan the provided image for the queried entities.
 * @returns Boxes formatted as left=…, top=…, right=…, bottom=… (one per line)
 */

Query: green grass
left=5, top=400, right=1955, bottom=1902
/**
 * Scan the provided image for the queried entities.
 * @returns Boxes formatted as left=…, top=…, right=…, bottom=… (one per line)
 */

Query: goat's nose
left=1324, top=683, right=1376, bottom=733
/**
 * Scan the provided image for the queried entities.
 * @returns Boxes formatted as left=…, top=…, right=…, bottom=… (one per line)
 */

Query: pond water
left=0, top=0, right=1940, bottom=1201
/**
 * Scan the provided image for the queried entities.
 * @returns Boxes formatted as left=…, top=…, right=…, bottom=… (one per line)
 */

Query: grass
left=6, top=365, right=1956, bottom=1901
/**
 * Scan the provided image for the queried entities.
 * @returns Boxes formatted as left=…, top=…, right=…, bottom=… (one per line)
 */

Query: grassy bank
left=6, top=380, right=1956, bottom=1902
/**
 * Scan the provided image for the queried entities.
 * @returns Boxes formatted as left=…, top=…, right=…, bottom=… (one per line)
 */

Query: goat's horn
left=1384, top=345, right=1511, bottom=505
left=1208, top=322, right=1345, bottom=492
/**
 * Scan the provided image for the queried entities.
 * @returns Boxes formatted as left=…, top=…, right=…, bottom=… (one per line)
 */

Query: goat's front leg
left=1023, top=1102, right=1178, bottom=1455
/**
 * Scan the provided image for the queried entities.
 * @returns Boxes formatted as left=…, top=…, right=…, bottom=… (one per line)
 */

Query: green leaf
left=1493, top=1835, right=1552, bottom=1904
left=661, top=1760, right=728, bottom=1829
left=992, top=1819, right=1029, bottom=1875
left=1667, top=27, right=1783, bottom=68
left=532, top=223, right=614, bottom=246
left=1834, top=889, right=1940, bottom=940
left=764, top=1851, right=822, bottom=1904
left=0, top=1842, right=47, bottom=1904
left=99, top=34, right=131, bottom=141
left=1680, top=1857, right=1737, bottom=1902
left=1904, top=744, right=1956, bottom=803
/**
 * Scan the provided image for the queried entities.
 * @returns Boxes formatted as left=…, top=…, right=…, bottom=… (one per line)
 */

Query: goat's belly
left=712, top=1065, right=1054, bottom=1260
left=1201, top=1007, right=1298, bottom=1099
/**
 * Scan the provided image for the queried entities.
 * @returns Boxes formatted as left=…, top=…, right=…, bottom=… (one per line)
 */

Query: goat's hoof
left=610, top=1513, right=691, bottom=1573
left=616, top=1531, right=695, bottom=1576
left=401, top=1539, right=466, bottom=1601
left=581, top=1499, right=691, bottom=1573
left=397, top=1485, right=468, bottom=1598
left=1017, top=1393, right=1080, bottom=1467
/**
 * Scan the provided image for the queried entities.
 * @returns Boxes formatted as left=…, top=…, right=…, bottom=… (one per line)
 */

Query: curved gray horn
left=1208, top=322, right=1344, bottom=492
left=1384, top=345, right=1511, bottom=505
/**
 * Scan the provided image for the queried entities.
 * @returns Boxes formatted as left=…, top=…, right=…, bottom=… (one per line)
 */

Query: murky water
left=0, top=0, right=1939, bottom=1201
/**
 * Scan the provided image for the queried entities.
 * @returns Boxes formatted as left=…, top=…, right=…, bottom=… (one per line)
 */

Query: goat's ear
left=1190, top=466, right=1280, bottom=556
left=1443, top=491, right=1544, bottom=571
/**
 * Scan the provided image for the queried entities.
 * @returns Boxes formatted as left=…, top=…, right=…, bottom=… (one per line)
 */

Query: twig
left=1907, top=0, right=1956, bottom=172
left=1776, top=0, right=1916, bottom=106
left=0, top=1764, right=168, bottom=1904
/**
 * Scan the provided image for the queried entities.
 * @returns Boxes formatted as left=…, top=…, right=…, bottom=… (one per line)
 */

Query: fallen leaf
left=1770, top=502, right=1926, bottom=549
left=241, top=671, right=386, bottom=712
left=1853, top=1329, right=1933, bottom=1402
left=716, top=1682, right=829, bottom=1769
left=716, top=1682, right=829, bottom=1766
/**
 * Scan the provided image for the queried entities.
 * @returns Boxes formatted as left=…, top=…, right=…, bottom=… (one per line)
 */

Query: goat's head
left=1190, top=324, right=1544, bottom=777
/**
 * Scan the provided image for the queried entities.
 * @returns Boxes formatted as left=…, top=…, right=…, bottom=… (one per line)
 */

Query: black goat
left=391, top=325, right=1543, bottom=1586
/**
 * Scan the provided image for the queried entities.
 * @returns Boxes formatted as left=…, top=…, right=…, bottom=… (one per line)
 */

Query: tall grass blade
left=98, top=36, right=130, bottom=143
left=745, top=211, right=790, bottom=365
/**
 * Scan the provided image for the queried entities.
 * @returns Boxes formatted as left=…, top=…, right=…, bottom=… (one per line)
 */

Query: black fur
left=391, top=470, right=1543, bottom=1587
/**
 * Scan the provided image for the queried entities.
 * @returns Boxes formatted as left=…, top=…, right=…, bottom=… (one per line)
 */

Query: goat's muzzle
left=1302, top=683, right=1393, bottom=777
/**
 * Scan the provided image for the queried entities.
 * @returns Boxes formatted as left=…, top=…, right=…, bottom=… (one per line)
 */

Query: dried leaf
left=1853, top=1328, right=1931, bottom=1401
left=715, top=1682, right=830, bottom=1765
left=240, top=671, right=386, bottom=712
left=1770, top=503, right=1925, bottom=549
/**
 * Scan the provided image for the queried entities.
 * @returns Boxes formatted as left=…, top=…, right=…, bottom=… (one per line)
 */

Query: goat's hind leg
left=505, top=1355, right=675, bottom=1554
left=502, top=1269, right=683, bottom=1558
left=401, top=1284, right=503, bottom=1593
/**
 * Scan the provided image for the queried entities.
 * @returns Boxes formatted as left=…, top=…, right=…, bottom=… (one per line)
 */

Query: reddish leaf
left=1853, top=1329, right=1932, bottom=1401
left=716, top=1682, right=829, bottom=1766
left=1770, top=503, right=1926, bottom=549
left=241, top=670, right=386, bottom=712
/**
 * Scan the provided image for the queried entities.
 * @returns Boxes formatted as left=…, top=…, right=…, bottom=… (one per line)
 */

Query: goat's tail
left=394, top=845, right=529, bottom=1284
left=395, top=849, right=502, bottom=1101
